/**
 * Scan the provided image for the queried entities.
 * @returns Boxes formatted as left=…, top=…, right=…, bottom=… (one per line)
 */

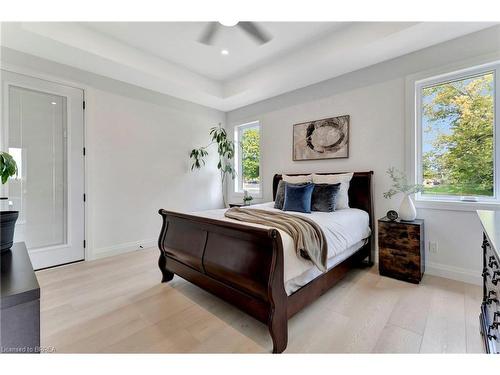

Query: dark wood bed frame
left=158, top=171, right=374, bottom=353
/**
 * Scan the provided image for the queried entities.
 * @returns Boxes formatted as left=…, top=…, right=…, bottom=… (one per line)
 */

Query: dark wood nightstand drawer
left=378, top=221, right=422, bottom=255
left=379, top=247, right=422, bottom=283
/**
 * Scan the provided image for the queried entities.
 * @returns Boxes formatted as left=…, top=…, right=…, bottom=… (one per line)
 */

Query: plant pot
left=1, top=211, right=19, bottom=253
left=399, top=194, right=417, bottom=221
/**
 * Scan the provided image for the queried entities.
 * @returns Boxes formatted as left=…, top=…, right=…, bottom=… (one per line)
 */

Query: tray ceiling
left=1, top=22, right=496, bottom=111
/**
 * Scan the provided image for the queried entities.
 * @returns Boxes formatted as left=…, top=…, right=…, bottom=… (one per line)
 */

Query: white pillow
left=312, top=173, right=354, bottom=209
left=282, top=174, right=312, bottom=184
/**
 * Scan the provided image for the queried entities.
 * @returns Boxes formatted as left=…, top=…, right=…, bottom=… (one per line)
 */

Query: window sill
left=415, top=199, right=500, bottom=212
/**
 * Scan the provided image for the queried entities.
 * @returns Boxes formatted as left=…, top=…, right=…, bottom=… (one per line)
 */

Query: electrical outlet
left=429, top=242, right=438, bottom=254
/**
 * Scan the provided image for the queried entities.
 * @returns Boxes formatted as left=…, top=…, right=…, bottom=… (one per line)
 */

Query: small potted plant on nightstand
left=243, top=190, right=253, bottom=206
left=1, top=151, right=19, bottom=253
left=383, top=167, right=423, bottom=221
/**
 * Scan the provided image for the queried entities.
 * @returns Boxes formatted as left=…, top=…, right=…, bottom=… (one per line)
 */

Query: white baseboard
left=425, top=261, right=481, bottom=286
left=90, top=238, right=157, bottom=260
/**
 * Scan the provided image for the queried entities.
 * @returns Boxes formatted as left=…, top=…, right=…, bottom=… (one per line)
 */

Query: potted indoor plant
left=243, top=190, right=253, bottom=206
left=1, top=151, right=19, bottom=252
left=383, top=167, right=424, bottom=221
left=189, top=123, right=235, bottom=207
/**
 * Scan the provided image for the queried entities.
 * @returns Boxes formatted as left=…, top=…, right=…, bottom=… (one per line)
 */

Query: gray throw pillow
left=311, top=183, right=341, bottom=212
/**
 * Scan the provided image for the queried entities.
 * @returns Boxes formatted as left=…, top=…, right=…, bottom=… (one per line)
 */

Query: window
left=234, top=121, right=261, bottom=196
left=415, top=63, right=499, bottom=203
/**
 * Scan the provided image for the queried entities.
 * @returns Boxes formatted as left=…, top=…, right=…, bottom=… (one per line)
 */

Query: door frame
left=1, top=64, right=88, bottom=264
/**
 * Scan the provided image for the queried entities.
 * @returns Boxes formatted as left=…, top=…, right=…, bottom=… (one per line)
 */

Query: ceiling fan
left=198, top=22, right=272, bottom=46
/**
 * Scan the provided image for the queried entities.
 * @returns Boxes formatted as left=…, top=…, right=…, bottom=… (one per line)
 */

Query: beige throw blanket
left=224, top=207, right=328, bottom=272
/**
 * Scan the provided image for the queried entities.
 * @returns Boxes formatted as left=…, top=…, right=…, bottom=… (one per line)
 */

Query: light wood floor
left=36, top=248, right=484, bottom=353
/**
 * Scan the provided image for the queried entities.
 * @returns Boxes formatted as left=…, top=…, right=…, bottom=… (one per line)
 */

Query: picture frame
left=292, top=115, right=350, bottom=161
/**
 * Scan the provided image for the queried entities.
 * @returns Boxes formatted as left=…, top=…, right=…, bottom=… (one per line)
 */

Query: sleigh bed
left=157, top=171, right=374, bottom=353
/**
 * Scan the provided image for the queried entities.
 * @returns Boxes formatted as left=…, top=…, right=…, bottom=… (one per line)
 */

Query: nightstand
left=378, top=217, right=425, bottom=284
left=228, top=202, right=253, bottom=208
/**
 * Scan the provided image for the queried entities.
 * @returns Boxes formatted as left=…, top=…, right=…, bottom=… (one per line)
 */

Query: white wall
left=227, top=25, right=500, bottom=285
left=1, top=47, right=225, bottom=260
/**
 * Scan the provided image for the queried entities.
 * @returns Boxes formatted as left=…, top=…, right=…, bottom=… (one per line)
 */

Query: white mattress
left=191, top=202, right=371, bottom=295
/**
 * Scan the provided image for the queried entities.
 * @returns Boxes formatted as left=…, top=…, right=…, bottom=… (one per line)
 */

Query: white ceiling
left=83, top=22, right=347, bottom=81
left=1, top=22, right=497, bottom=111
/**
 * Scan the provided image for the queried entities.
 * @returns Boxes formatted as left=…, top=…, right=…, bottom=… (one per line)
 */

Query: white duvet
left=191, top=202, right=371, bottom=295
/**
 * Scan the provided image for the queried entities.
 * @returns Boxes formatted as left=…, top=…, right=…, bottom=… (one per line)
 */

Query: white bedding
left=191, top=202, right=371, bottom=295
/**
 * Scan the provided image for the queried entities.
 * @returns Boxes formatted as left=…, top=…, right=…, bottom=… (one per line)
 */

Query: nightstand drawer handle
left=494, top=312, right=500, bottom=322
left=486, top=298, right=499, bottom=305
left=492, top=271, right=500, bottom=285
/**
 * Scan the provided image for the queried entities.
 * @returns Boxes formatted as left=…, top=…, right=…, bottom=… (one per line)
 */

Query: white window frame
left=409, top=60, right=500, bottom=210
left=233, top=121, right=262, bottom=198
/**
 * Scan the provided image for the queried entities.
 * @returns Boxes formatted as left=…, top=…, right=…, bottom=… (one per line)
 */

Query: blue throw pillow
left=274, top=180, right=308, bottom=209
left=283, top=182, right=314, bottom=213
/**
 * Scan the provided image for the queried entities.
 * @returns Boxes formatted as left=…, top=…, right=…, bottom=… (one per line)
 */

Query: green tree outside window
left=240, top=128, right=260, bottom=184
left=422, top=72, right=494, bottom=197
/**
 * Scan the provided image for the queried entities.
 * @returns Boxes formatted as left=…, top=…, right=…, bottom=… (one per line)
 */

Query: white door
left=0, top=70, right=85, bottom=269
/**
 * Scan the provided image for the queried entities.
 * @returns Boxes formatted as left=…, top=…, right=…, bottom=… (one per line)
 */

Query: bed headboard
left=272, top=171, right=374, bottom=229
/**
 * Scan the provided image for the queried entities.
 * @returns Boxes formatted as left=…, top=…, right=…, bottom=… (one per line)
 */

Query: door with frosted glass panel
left=1, top=70, right=84, bottom=269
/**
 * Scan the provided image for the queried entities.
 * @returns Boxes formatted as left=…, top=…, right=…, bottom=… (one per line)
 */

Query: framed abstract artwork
left=293, top=115, right=349, bottom=161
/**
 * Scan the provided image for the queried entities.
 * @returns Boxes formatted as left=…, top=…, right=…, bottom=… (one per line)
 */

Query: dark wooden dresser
left=478, top=210, right=500, bottom=354
left=0, top=242, right=40, bottom=353
left=378, top=217, right=425, bottom=284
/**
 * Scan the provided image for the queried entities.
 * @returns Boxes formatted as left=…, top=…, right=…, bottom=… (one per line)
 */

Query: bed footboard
left=158, top=209, right=288, bottom=353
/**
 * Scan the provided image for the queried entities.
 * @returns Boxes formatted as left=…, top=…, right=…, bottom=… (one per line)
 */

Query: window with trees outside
left=234, top=121, right=261, bottom=196
left=416, top=63, right=499, bottom=203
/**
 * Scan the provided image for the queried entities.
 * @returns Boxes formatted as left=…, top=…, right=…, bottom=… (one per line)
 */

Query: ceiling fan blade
left=238, top=22, right=272, bottom=44
left=198, top=22, right=219, bottom=45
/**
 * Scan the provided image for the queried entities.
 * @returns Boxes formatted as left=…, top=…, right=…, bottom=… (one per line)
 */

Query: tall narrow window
left=234, top=121, right=261, bottom=196
left=416, top=64, right=499, bottom=202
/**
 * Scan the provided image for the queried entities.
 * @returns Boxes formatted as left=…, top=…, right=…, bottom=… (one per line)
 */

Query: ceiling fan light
left=218, top=20, right=239, bottom=27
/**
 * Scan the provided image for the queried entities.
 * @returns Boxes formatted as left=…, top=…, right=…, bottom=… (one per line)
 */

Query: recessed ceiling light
left=221, top=49, right=229, bottom=56
left=219, top=20, right=238, bottom=27
left=50, top=102, right=57, bottom=105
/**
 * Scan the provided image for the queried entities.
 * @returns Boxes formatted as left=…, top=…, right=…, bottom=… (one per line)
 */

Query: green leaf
left=0, top=151, right=18, bottom=184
